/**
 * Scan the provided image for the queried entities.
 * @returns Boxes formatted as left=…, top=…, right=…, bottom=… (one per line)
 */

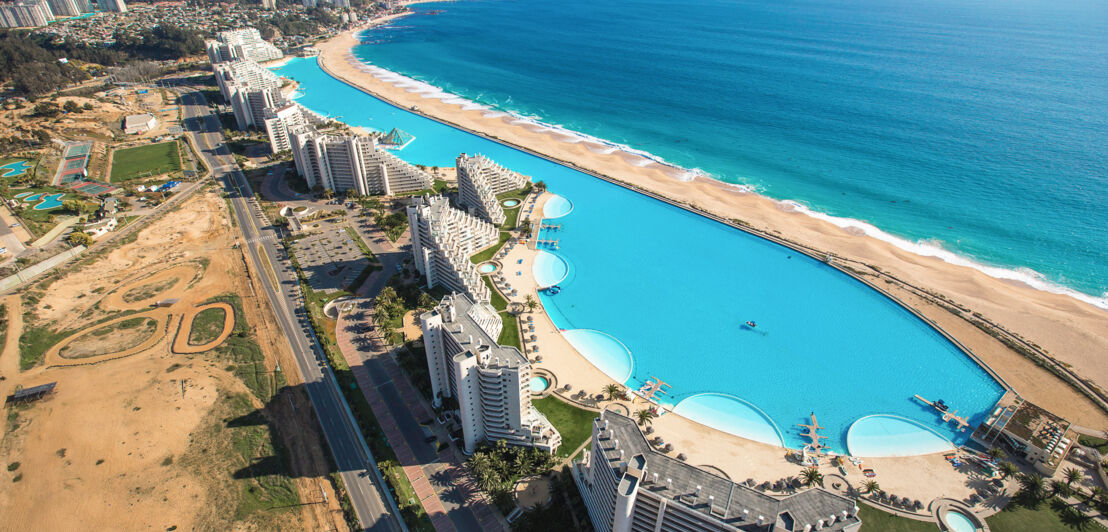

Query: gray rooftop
left=428, top=293, right=527, bottom=368
left=598, top=411, right=860, bottom=531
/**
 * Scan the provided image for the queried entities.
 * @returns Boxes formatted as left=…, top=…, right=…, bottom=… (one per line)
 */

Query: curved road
left=177, top=88, right=404, bottom=532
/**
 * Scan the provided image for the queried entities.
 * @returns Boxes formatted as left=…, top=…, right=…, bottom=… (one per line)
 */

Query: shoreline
left=305, top=24, right=1108, bottom=424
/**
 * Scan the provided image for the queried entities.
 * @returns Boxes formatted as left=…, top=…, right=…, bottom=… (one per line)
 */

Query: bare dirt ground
left=0, top=191, right=349, bottom=531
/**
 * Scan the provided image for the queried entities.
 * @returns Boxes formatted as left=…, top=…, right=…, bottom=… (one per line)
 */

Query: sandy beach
left=311, top=21, right=1108, bottom=428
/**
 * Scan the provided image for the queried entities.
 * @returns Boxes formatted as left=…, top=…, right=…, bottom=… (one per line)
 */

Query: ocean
left=354, top=0, right=1108, bottom=306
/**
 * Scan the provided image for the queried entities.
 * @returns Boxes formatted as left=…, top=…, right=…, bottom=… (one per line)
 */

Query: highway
left=177, top=89, right=404, bottom=532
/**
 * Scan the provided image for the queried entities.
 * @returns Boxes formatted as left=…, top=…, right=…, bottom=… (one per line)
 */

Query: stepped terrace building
left=576, top=412, right=862, bottom=532
left=420, top=293, right=561, bottom=454
left=262, top=102, right=324, bottom=154
left=288, top=126, right=434, bottom=195
left=407, top=195, right=497, bottom=302
left=206, top=28, right=283, bottom=64
left=212, top=59, right=284, bottom=130
left=456, top=153, right=528, bottom=225
left=0, top=1, right=54, bottom=28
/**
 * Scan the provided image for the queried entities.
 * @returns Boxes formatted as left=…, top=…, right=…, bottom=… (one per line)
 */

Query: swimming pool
left=0, top=161, right=32, bottom=178
left=503, top=198, right=520, bottom=207
left=942, top=509, right=979, bottom=532
left=273, top=57, right=1007, bottom=456
left=530, top=376, right=549, bottom=392
left=478, top=262, right=498, bottom=273
left=32, top=193, right=65, bottom=210
left=543, top=194, right=573, bottom=218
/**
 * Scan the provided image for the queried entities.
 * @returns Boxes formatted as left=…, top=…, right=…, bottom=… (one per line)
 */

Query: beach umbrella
left=746, top=478, right=755, bottom=486
left=901, top=497, right=911, bottom=506
left=913, top=500, right=923, bottom=510
left=645, top=426, right=654, bottom=435
left=677, top=453, right=687, bottom=461
left=535, top=355, right=542, bottom=362
left=563, top=384, right=572, bottom=391
left=664, top=444, right=674, bottom=452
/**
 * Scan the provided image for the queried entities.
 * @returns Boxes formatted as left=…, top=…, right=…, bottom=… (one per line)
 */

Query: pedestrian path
left=335, top=300, right=508, bottom=532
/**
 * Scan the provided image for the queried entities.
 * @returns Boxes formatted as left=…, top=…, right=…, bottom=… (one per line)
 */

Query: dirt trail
left=172, top=302, right=234, bottom=354
left=0, top=293, right=23, bottom=398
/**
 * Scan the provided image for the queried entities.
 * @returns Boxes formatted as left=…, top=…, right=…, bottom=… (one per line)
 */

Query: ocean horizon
left=353, top=0, right=1108, bottom=308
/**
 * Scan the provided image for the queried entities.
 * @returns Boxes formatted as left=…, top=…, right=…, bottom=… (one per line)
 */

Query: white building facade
left=98, top=0, right=125, bottom=12
left=420, top=293, right=560, bottom=455
left=206, top=28, right=283, bottom=65
left=213, top=59, right=285, bottom=130
left=289, top=126, right=434, bottom=195
left=456, top=153, right=528, bottom=226
left=0, top=1, right=54, bottom=27
left=406, top=195, right=497, bottom=302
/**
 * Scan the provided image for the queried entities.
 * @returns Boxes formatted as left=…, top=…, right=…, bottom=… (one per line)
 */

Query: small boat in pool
left=745, top=320, right=757, bottom=328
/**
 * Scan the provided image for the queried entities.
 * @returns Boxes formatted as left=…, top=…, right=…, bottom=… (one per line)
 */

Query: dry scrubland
left=0, top=191, right=351, bottom=531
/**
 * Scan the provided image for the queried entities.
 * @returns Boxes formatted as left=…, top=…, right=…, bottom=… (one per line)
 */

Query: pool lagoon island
left=309, top=22, right=1108, bottom=432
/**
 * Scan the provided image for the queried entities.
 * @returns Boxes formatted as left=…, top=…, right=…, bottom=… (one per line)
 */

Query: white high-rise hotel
left=420, top=293, right=561, bottom=454
left=288, top=127, right=434, bottom=196
left=213, top=59, right=283, bottom=131
left=456, top=153, right=528, bottom=226
left=407, top=195, right=497, bottom=302
left=206, top=28, right=283, bottom=64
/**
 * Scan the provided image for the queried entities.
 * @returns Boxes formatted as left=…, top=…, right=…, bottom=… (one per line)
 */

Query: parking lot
left=289, top=228, right=369, bottom=292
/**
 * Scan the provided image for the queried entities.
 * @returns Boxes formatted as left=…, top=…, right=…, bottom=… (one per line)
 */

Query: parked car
left=9, top=222, right=20, bottom=228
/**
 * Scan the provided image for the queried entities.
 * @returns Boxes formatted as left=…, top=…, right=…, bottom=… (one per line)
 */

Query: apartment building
left=456, top=153, right=528, bottom=226
left=206, top=27, right=283, bottom=64
left=420, top=293, right=561, bottom=454
left=288, top=126, right=434, bottom=196
left=262, top=102, right=323, bottom=154
left=576, top=412, right=862, bottom=532
left=98, top=0, right=124, bottom=12
left=407, top=195, right=497, bottom=302
left=45, top=0, right=79, bottom=17
left=0, top=1, right=54, bottom=28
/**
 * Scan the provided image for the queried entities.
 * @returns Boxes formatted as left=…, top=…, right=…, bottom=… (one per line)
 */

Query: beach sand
left=313, top=25, right=1108, bottom=427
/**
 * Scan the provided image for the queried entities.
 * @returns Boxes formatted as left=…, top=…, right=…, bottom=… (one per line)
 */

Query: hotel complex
left=0, top=1, right=54, bottom=28
left=262, top=102, right=323, bottom=154
left=407, top=195, right=497, bottom=302
left=576, top=412, right=862, bottom=532
left=206, top=28, right=283, bottom=65
left=213, top=59, right=284, bottom=130
left=420, top=293, right=561, bottom=454
left=288, top=127, right=433, bottom=195
left=456, top=153, right=528, bottom=225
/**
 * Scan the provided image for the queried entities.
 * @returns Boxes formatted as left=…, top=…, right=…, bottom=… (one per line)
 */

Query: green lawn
left=470, top=231, right=511, bottom=264
left=856, top=504, right=937, bottom=532
left=110, top=141, right=182, bottom=182
left=532, top=396, right=596, bottom=458
left=483, top=276, right=507, bottom=311
left=497, top=311, right=520, bottom=349
left=502, top=205, right=521, bottom=230
left=986, top=499, right=1107, bottom=532
left=1078, top=435, right=1108, bottom=454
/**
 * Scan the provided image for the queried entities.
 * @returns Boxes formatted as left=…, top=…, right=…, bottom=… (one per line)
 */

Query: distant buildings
left=575, top=412, right=862, bottom=532
left=123, top=113, right=156, bottom=135
left=98, top=0, right=125, bottom=12
left=407, top=195, right=497, bottom=302
left=45, top=0, right=79, bottom=17
left=420, top=293, right=561, bottom=454
left=260, top=0, right=275, bottom=9
left=288, top=127, right=434, bottom=195
left=456, top=153, right=528, bottom=226
left=206, top=28, right=283, bottom=65
left=0, top=1, right=54, bottom=28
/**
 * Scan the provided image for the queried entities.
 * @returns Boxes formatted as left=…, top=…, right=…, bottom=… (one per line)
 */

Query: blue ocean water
left=273, top=57, right=1006, bottom=455
left=356, top=0, right=1108, bottom=304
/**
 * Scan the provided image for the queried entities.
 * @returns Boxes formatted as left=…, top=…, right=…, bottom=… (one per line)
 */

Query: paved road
left=178, top=89, right=405, bottom=532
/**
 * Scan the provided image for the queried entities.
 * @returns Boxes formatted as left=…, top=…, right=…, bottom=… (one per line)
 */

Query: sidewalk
left=335, top=299, right=508, bottom=532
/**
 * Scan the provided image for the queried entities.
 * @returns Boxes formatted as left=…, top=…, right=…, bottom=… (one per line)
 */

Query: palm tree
left=862, top=480, right=880, bottom=494
left=525, top=294, right=538, bottom=313
left=1050, top=480, right=1072, bottom=498
left=986, top=447, right=1005, bottom=460
left=800, top=467, right=823, bottom=487
left=999, top=461, right=1019, bottom=479
left=1018, top=473, right=1046, bottom=502
left=417, top=292, right=436, bottom=310
left=1063, top=467, right=1083, bottom=487
left=634, top=409, right=656, bottom=426
left=603, top=384, right=622, bottom=401
left=1086, top=486, right=1104, bottom=504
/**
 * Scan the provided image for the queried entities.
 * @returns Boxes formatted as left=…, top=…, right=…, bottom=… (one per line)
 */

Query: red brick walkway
left=335, top=302, right=507, bottom=532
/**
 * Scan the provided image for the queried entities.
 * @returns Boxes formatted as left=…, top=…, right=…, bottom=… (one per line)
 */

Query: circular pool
left=941, top=508, right=980, bottom=532
left=542, top=194, right=573, bottom=218
left=533, top=251, right=569, bottom=288
left=503, top=199, right=520, bottom=207
left=478, top=262, right=499, bottom=274
left=529, top=376, right=549, bottom=392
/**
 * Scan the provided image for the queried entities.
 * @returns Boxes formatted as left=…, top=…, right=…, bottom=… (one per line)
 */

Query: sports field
left=110, top=141, right=181, bottom=182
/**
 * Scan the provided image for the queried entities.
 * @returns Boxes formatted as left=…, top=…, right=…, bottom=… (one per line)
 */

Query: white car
left=9, top=222, right=20, bottom=228
left=0, top=247, right=7, bottom=254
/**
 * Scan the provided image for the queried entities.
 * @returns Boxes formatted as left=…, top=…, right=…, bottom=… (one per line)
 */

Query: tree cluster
left=467, top=439, right=556, bottom=509
left=0, top=32, right=90, bottom=97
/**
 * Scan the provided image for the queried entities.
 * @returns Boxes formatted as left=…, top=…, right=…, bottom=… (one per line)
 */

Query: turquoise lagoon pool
left=32, top=193, right=64, bottom=210
left=0, top=160, right=32, bottom=177
left=942, top=509, right=979, bottom=532
left=530, top=376, right=549, bottom=392
left=274, top=57, right=1006, bottom=456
